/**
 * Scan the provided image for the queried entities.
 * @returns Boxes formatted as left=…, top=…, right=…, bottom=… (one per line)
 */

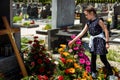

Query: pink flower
left=86, top=61, right=91, bottom=66
left=76, top=39, right=81, bottom=44
left=71, top=34, right=76, bottom=39
left=68, top=49, right=73, bottom=53
left=31, top=62, right=35, bottom=67
left=84, top=55, right=89, bottom=61
left=79, top=58, right=85, bottom=64
left=78, top=52, right=84, bottom=57
left=86, top=66, right=91, bottom=72
left=73, top=46, right=79, bottom=50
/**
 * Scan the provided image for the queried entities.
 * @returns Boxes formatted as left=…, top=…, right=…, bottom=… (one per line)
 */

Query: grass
left=85, top=49, right=120, bottom=62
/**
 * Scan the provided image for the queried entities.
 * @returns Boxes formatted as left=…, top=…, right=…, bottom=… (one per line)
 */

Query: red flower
left=37, top=59, right=42, bottom=64
left=28, top=40, right=32, bottom=44
left=32, top=43, right=38, bottom=47
left=34, top=55, right=38, bottom=59
left=45, top=58, right=50, bottom=63
left=34, top=36, right=38, bottom=39
left=39, top=67, right=45, bottom=73
left=65, top=69, right=69, bottom=74
left=34, top=39, right=39, bottom=43
left=58, top=75, right=64, bottom=80
left=60, top=57, right=66, bottom=64
left=38, top=75, right=48, bottom=80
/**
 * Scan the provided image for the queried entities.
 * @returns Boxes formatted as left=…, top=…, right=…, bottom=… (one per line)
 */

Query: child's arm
left=68, top=24, right=88, bottom=47
left=98, top=20, right=110, bottom=49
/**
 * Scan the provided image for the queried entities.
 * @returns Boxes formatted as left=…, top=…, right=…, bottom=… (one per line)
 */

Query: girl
left=68, top=6, right=115, bottom=80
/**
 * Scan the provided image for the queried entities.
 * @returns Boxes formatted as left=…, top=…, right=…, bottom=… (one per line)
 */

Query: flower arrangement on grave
left=53, top=35, right=92, bottom=80
left=23, top=36, right=56, bottom=79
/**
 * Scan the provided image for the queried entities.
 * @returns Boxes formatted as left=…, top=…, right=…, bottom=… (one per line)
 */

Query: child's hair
left=84, top=6, right=97, bottom=16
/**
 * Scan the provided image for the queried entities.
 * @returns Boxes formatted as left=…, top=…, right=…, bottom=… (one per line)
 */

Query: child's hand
left=106, top=43, right=110, bottom=49
left=68, top=41, right=73, bottom=48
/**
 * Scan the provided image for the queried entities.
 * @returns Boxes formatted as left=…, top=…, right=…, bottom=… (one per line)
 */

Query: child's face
left=84, top=11, right=93, bottom=20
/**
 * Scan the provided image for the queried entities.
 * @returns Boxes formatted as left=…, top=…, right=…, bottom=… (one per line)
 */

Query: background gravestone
left=0, top=0, right=21, bottom=79
left=52, top=0, right=75, bottom=29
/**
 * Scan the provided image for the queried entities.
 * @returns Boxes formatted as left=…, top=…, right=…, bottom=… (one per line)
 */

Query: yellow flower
left=60, top=44, right=66, bottom=49
left=58, top=48, right=64, bottom=54
left=66, top=59, right=73, bottom=63
left=63, top=52, right=69, bottom=56
left=68, top=68, right=75, bottom=74
left=82, top=71, right=88, bottom=78
left=74, top=63, right=80, bottom=68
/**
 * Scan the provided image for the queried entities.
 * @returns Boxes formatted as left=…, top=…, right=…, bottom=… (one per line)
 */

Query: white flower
left=54, top=61, right=59, bottom=65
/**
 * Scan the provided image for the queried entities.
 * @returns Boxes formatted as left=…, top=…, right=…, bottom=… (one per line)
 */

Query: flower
left=62, top=52, right=69, bottom=56
left=60, top=44, right=66, bottom=49
left=78, top=52, right=84, bottom=57
left=76, top=39, right=82, bottom=45
left=23, top=36, right=56, bottom=78
left=31, top=62, right=35, bottom=67
left=65, top=68, right=75, bottom=74
left=58, top=76, right=64, bottom=80
left=34, top=36, right=38, bottom=39
left=85, top=66, right=91, bottom=72
left=66, top=59, right=73, bottom=63
left=53, top=35, right=91, bottom=80
left=74, top=63, right=80, bottom=68
left=86, top=61, right=91, bottom=66
left=68, top=49, right=73, bottom=53
left=79, top=58, right=85, bottom=64
left=71, top=34, right=76, bottom=39
left=38, top=75, right=48, bottom=80
left=73, top=46, right=79, bottom=50
left=60, top=57, right=66, bottom=63
left=37, top=59, right=42, bottom=64
left=58, top=48, right=64, bottom=54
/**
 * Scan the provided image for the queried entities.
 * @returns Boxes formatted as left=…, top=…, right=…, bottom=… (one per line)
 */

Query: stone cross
left=0, top=16, right=28, bottom=77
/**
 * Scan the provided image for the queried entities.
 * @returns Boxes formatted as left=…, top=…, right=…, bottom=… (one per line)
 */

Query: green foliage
left=13, top=16, right=22, bottom=23
left=107, top=49, right=120, bottom=62
left=43, top=24, right=52, bottom=30
left=39, top=0, right=51, bottom=4
left=21, top=37, right=29, bottom=51
left=85, top=49, right=120, bottom=62
left=117, top=24, right=120, bottom=29
left=23, top=22, right=30, bottom=26
left=47, top=16, right=51, bottom=19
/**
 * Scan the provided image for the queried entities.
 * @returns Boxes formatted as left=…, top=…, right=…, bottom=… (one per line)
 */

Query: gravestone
left=0, top=0, right=21, bottom=79
left=114, top=5, right=120, bottom=28
left=52, top=0, right=75, bottom=29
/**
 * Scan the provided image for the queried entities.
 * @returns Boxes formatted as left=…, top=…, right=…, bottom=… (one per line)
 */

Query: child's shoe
left=108, top=75, right=118, bottom=80
left=91, top=72, right=97, bottom=79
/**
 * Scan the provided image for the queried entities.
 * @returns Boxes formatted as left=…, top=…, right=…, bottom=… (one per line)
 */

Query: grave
left=37, top=0, right=76, bottom=50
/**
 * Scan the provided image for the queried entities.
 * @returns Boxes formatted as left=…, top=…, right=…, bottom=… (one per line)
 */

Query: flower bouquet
left=23, top=36, right=56, bottom=79
left=53, top=35, right=92, bottom=80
